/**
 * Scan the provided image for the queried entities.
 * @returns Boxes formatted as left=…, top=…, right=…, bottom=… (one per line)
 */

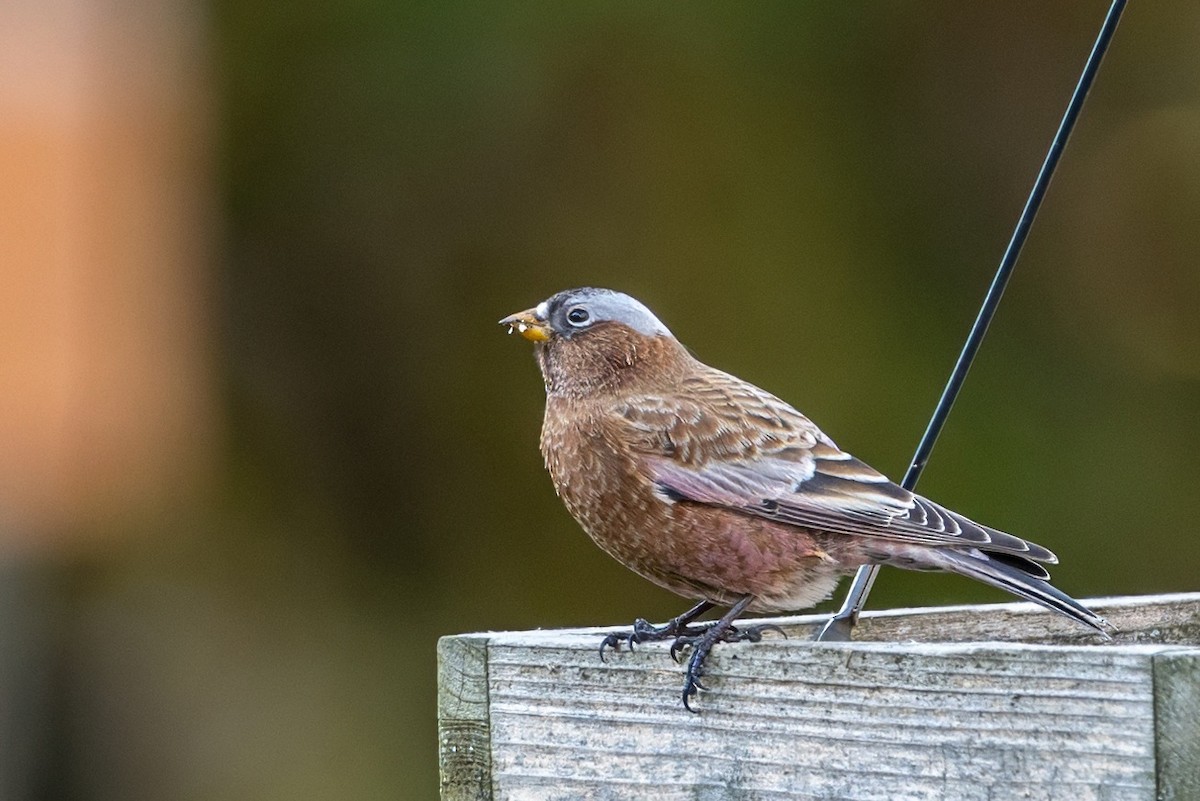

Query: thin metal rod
left=819, top=0, right=1127, bottom=642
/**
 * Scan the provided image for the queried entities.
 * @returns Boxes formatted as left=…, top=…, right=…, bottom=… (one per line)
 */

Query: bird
left=500, top=287, right=1110, bottom=711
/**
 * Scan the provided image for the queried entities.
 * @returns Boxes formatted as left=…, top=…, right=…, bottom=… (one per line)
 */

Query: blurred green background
left=2, top=2, right=1199, bottom=799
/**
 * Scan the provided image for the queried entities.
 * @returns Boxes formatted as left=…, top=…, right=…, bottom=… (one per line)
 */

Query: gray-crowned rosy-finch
left=501, top=287, right=1109, bottom=710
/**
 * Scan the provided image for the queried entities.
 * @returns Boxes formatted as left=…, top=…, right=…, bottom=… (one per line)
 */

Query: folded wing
left=617, top=371, right=1056, bottom=567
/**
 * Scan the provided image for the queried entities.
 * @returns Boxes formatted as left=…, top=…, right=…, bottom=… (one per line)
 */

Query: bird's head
left=500, top=288, right=686, bottom=396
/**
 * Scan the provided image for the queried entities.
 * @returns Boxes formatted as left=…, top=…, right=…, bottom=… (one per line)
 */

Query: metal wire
left=818, top=0, right=1128, bottom=641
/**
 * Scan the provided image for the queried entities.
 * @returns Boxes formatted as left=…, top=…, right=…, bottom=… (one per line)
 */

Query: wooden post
left=439, top=593, right=1200, bottom=800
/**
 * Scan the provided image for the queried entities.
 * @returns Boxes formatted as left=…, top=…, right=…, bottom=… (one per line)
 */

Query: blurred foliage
left=53, top=3, right=1200, bottom=799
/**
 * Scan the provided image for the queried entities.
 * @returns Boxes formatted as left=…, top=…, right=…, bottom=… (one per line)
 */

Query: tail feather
left=928, top=548, right=1113, bottom=637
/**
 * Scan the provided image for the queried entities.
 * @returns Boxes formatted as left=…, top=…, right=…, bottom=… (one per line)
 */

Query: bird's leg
left=670, top=595, right=786, bottom=713
left=598, top=600, right=714, bottom=660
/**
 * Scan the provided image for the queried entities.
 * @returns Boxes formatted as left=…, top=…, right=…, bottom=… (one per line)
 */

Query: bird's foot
left=599, top=616, right=708, bottom=661
left=668, top=621, right=786, bottom=661
left=596, top=597, right=782, bottom=712
left=671, top=621, right=786, bottom=713
left=598, top=600, right=715, bottom=661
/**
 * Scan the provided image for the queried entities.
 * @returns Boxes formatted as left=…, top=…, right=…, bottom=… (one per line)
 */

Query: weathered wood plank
left=848, top=592, right=1200, bottom=646
left=439, top=593, right=1200, bottom=800
left=1154, top=650, right=1200, bottom=801
left=438, top=634, right=493, bottom=801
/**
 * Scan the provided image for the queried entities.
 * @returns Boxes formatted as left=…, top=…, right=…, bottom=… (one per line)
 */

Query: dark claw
left=669, top=636, right=695, bottom=663
left=735, top=622, right=786, bottom=643
left=598, top=631, right=627, bottom=662
left=681, top=673, right=703, bottom=713
left=596, top=599, right=770, bottom=712
left=630, top=618, right=656, bottom=641
left=681, top=654, right=709, bottom=712
left=596, top=608, right=712, bottom=665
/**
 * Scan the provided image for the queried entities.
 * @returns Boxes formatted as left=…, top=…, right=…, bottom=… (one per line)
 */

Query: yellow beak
left=499, top=308, right=552, bottom=342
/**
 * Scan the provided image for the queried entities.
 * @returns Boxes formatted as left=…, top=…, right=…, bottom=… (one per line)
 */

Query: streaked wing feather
left=618, top=366, right=1056, bottom=564
left=650, top=455, right=1054, bottom=562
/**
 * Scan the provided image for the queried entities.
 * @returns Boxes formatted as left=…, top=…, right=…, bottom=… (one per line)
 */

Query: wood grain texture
left=439, top=593, right=1200, bottom=800
left=1154, top=651, right=1200, bottom=800
left=438, top=634, right=493, bottom=801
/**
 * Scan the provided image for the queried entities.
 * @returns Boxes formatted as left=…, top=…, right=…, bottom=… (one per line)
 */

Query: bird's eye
left=566, top=307, right=590, bottom=326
